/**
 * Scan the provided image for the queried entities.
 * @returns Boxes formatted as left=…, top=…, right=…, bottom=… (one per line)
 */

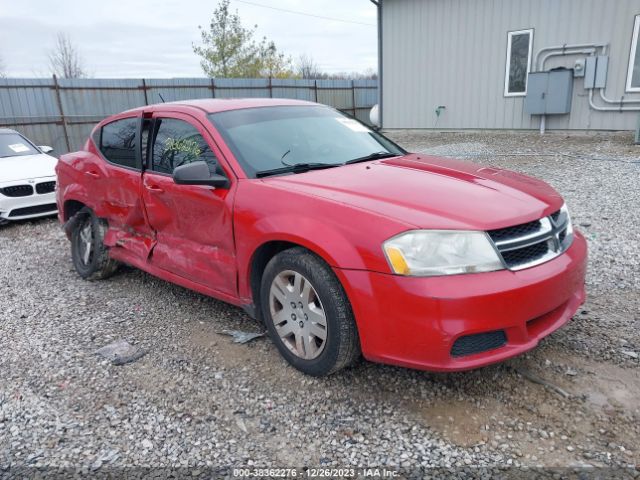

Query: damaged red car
left=56, top=99, right=587, bottom=376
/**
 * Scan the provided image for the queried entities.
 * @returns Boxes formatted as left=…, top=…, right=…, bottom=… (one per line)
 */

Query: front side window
left=209, top=106, right=404, bottom=178
left=150, top=118, right=217, bottom=175
left=99, top=117, right=138, bottom=169
left=0, top=132, right=39, bottom=158
left=504, top=29, right=534, bottom=96
left=626, top=15, right=640, bottom=92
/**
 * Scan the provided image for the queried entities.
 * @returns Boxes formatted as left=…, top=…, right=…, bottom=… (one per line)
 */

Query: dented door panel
left=142, top=113, right=237, bottom=296
left=83, top=115, right=155, bottom=259
left=102, top=167, right=149, bottom=241
left=81, top=158, right=154, bottom=259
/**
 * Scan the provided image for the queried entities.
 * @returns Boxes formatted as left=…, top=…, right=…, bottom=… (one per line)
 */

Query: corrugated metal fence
left=0, top=77, right=378, bottom=154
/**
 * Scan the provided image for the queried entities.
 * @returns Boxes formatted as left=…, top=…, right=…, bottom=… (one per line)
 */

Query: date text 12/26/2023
left=232, top=467, right=399, bottom=478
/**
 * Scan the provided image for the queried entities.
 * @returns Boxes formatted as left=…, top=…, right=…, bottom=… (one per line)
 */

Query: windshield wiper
left=344, top=151, right=399, bottom=165
left=256, top=162, right=339, bottom=178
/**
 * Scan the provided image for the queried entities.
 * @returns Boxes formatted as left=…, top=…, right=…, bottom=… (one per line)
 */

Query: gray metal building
left=373, top=0, right=640, bottom=131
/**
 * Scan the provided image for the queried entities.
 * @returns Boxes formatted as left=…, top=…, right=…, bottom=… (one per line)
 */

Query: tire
left=70, top=207, right=119, bottom=280
left=260, top=247, right=360, bottom=376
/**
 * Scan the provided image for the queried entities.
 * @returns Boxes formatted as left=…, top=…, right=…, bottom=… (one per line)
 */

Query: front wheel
left=70, top=207, right=119, bottom=280
left=260, top=247, right=361, bottom=376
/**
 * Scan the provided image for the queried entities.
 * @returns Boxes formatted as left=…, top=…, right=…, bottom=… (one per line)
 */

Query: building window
left=626, top=15, right=640, bottom=92
left=504, top=29, right=534, bottom=97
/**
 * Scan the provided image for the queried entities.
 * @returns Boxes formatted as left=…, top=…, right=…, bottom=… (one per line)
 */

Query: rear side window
left=150, top=118, right=217, bottom=175
left=99, top=117, right=138, bottom=169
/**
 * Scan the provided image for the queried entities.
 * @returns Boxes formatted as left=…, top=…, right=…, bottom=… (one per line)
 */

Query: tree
left=193, top=0, right=292, bottom=78
left=255, top=39, right=294, bottom=78
left=49, top=33, right=86, bottom=79
left=296, top=54, right=323, bottom=79
left=0, top=54, right=6, bottom=78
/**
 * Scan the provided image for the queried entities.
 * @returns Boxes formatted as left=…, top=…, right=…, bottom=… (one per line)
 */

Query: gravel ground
left=1, top=131, right=639, bottom=477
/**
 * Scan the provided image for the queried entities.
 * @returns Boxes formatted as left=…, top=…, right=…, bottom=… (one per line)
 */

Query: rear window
left=99, top=117, right=138, bottom=169
left=0, top=132, right=39, bottom=158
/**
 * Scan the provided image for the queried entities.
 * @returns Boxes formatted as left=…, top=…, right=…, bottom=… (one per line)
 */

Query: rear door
left=90, top=116, right=154, bottom=259
left=141, top=113, right=237, bottom=297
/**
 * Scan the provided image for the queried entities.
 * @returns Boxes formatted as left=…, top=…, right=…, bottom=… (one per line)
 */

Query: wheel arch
left=63, top=199, right=87, bottom=222
left=246, top=236, right=345, bottom=322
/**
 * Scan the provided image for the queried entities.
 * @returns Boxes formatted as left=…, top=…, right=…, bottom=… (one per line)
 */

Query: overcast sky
left=0, top=0, right=378, bottom=78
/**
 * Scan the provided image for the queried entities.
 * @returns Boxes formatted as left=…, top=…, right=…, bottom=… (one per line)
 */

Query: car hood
left=0, top=153, right=57, bottom=183
left=266, top=153, right=564, bottom=230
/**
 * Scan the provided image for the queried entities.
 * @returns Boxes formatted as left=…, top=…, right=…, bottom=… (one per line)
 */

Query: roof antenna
left=158, top=93, right=166, bottom=103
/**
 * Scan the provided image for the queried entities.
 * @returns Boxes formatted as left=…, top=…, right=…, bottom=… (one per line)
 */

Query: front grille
left=501, top=241, right=550, bottom=268
left=487, top=209, right=571, bottom=271
left=488, top=219, right=542, bottom=241
left=36, top=181, right=56, bottom=194
left=8, top=203, right=57, bottom=217
left=0, top=185, right=34, bottom=197
left=451, top=330, right=507, bottom=357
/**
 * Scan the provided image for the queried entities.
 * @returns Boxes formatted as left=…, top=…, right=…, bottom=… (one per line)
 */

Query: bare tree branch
left=296, top=54, right=322, bottom=79
left=49, top=33, right=86, bottom=79
left=295, top=54, right=377, bottom=80
left=0, top=54, right=6, bottom=78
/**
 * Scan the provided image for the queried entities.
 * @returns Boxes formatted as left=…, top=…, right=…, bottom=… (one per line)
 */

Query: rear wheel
left=260, top=247, right=360, bottom=376
left=71, top=207, right=119, bottom=280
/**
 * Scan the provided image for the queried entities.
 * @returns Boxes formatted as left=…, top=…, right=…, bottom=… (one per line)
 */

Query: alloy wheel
left=268, top=270, right=328, bottom=360
left=77, top=218, right=94, bottom=266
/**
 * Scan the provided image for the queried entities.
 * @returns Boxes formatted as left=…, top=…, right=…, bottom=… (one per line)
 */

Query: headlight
left=382, top=230, right=504, bottom=276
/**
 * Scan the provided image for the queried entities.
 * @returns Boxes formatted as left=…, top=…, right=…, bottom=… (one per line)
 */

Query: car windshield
left=0, top=132, right=39, bottom=158
left=208, top=106, right=405, bottom=178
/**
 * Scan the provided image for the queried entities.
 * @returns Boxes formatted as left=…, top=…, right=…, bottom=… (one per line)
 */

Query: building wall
left=381, top=0, right=640, bottom=130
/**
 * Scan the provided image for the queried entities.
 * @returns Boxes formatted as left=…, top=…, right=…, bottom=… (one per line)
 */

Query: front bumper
left=335, top=232, right=587, bottom=372
left=0, top=176, right=58, bottom=221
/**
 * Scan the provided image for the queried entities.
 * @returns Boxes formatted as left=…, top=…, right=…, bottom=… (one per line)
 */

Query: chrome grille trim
left=493, top=217, right=553, bottom=251
left=488, top=207, right=573, bottom=271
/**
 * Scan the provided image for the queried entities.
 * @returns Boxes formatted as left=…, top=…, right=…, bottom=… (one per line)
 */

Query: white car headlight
left=382, top=230, right=504, bottom=276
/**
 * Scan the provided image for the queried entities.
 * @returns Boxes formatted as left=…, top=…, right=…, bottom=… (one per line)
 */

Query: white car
left=0, top=128, right=58, bottom=224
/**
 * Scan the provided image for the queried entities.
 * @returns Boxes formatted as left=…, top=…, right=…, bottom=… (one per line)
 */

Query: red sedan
left=56, top=99, right=587, bottom=376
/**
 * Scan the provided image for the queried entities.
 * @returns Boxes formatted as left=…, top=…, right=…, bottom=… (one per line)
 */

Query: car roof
left=0, top=128, right=18, bottom=134
left=121, top=98, right=320, bottom=116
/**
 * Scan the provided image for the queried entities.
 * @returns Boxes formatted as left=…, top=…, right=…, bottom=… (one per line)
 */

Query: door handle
left=85, top=170, right=100, bottom=179
left=145, top=184, right=164, bottom=193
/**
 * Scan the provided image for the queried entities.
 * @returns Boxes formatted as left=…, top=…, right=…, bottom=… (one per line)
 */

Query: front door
left=141, top=113, right=237, bottom=297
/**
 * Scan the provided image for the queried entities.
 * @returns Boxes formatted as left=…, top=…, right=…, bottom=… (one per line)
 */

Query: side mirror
left=173, top=161, right=229, bottom=188
left=39, top=146, right=54, bottom=154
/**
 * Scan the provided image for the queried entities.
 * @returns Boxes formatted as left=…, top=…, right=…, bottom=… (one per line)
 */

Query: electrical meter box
left=584, top=56, right=609, bottom=89
left=524, top=69, right=573, bottom=115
